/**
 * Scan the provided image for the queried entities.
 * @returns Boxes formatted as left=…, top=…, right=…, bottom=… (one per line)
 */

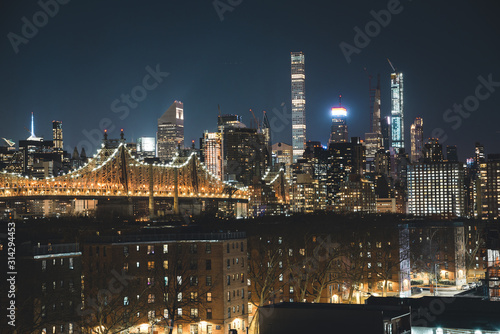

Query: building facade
left=407, top=162, right=465, bottom=218
left=136, top=137, right=156, bottom=160
left=202, top=132, right=223, bottom=181
left=410, top=117, right=423, bottom=163
left=157, top=101, right=184, bottom=162
left=291, top=52, right=306, bottom=162
left=329, top=107, right=348, bottom=144
left=272, top=142, right=293, bottom=178
left=390, top=72, right=404, bottom=151
left=480, top=156, right=500, bottom=220
left=82, top=232, right=248, bottom=334
left=52, top=121, right=63, bottom=151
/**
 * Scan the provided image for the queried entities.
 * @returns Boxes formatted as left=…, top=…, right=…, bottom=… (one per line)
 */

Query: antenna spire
left=31, top=112, right=35, bottom=137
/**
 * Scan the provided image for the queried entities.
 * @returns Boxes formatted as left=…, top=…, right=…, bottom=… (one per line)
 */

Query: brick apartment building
left=82, top=232, right=248, bottom=334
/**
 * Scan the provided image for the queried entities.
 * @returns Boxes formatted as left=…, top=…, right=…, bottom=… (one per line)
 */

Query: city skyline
left=1, top=0, right=500, bottom=161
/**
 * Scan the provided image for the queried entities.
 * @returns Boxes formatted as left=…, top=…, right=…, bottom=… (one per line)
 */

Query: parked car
left=411, top=287, right=423, bottom=294
left=468, top=282, right=477, bottom=289
left=461, top=284, right=470, bottom=290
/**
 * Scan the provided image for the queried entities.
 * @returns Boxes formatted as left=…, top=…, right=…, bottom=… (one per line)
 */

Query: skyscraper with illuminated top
left=390, top=71, right=404, bottom=150
left=157, top=101, right=184, bottom=162
left=291, top=52, right=306, bottom=162
left=329, top=106, right=348, bottom=144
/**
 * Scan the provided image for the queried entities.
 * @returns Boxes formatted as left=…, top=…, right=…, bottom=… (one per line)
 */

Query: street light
left=428, top=228, right=440, bottom=296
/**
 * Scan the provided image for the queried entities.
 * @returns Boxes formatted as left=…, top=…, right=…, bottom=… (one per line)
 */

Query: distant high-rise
left=201, top=132, right=223, bottom=180
left=381, top=116, right=391, bottom=150
left=223, top=127, right=266, bottom=185
left=52, top=120, right=63, bottom=151
left=365, top=75, right=383, bottom=161
left=446, top=145, right=458, bottom=163
left=272, top=142, right=293, bottom=178
left=136, top=137, right=156, bottom=159
left=410, top=117, right=423, bottom=163
left=262, top=111, right=272, bottom=167
left=157, top=101, right=184, bottom=162
left=329, top=106, right=348, bottom=144
left=475, top=142, right=486, bottom=166
left=423, top=138, right=443, bottom=163
left=390, top=71, right=404, bottom=150
left=480, top=154, right=500, bottom=220
left=291, top=52, right=306, bottom=162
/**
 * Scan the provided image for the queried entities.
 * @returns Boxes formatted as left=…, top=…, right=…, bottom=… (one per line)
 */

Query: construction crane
left=249, top=109, right=259, bottom=131
left=387, top=58, right=396, bottom=72
left=2, top=138, right=15, bottom=147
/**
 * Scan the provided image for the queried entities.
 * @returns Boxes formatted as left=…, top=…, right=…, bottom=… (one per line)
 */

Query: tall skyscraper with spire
left=390, top=70, right=404, bottom=150
left=291, top=52, right=306, bottom=162
left=410, top=117, right=423, bottom=163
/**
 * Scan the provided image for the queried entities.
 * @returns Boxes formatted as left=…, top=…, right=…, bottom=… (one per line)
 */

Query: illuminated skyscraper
left=475, top=142, right=486, bottom=165
left=410, top=117, right=423, bottom=163
left=480, top=155, right=500, bottom=220
left=157, top=101, right=184, bottom=162
left=136, top=137, right=156, bottom=159
left=52, top=121, right=63, bottom=151
left=390, top=71, right=404, bottom=150
left=291, top=52, right=306, bottom=162
left=201, top=131, right=223, bottom=180
left=272, top=142, right=293, bottom=177
left=329, top=106, right=348, bottom=144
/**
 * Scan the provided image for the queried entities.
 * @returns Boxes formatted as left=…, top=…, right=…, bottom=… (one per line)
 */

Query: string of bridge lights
left=1, top=142, right=250, bottom=196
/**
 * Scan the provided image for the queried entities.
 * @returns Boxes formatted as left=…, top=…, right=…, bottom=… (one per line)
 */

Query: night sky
left=1, top=0, right=499, bottom=160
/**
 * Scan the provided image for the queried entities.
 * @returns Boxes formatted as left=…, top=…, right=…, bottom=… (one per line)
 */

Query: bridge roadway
left=0, top=143, right=249, bottom=215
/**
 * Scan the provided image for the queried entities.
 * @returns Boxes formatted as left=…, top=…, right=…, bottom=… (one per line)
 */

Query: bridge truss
left=0, top=144, right=248, bottom=201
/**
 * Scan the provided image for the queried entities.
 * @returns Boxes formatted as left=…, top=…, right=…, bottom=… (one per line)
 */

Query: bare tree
left=151, top=243, right=214, bottom=334
left=310, top=235, right=342, bottom=303
left=464, top=222, right=486, bottom=281
left=285, top=233, right=316, bottom=303
left=338, top=232, right=369, bottom=304
left=372, top=228, right=410, bottom=297
left=247, top=235, right=286, bottom=334
left=79, top=269, right=149, bottom=334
